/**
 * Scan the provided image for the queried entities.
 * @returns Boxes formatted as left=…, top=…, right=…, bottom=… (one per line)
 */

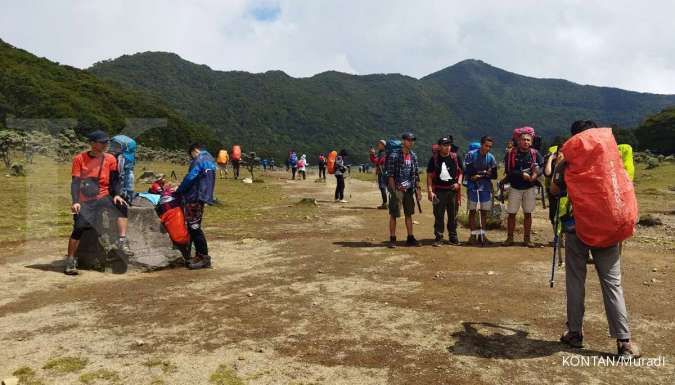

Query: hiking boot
left=560, top=330, right=584, bottom=348
left=502, top=237, right=514, bottom=247
left=617, top=340, right=641, bottom=361
left=387, top=237, right=397, bottom=249
left=116, top=237, right=134, bottom=257
left=405, top=235, right=421, bottom=247
left=64, top=256, right=78, bottom=276
left=432, top=237, right=443, bottom=247
left=188, top=254, right=212, bottom=270
left=448, top=236, right=460, bottom=246
left=523, top=239, right=536, bottom=248
left=377, top=203, right=388, bottom=210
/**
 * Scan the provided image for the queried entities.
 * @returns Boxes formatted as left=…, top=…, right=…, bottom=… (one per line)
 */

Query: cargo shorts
left=389, top=189, right=415, bottom=218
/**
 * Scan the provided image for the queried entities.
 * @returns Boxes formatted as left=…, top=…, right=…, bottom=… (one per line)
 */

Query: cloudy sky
left=2, top=0, right=675, bottom=94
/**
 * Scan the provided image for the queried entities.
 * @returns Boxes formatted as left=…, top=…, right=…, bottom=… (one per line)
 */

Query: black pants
left=291, top=167, right=297, bottom=180
left=232, top=160, right=240, bottom=179
left=184, top=202, right=208, bottom=256
left=335, top=175, right=345, bottom=200
left=71, top=196, right=127, bottom=240
left=299, top=170, right=306, bottom=180
left=319, top=166, right=326, bottom=179
left=433, top=189, right=458, bottom=239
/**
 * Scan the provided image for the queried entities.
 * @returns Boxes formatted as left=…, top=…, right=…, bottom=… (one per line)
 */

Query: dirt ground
left=1, top=169, right=674, bottom=385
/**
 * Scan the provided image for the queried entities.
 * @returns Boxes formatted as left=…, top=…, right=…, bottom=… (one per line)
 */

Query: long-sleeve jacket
left=176, top=150, right=216, bottom=204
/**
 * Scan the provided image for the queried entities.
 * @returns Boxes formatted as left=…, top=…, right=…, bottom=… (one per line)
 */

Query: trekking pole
left=549, top=197, right=561, bottom=288
left=476, top=188, right=484, bottom=246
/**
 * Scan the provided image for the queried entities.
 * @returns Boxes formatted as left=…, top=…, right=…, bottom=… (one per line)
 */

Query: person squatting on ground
left=334, top=155, right=347, bottom=202
left=502, top=129, right=544, bottom=247
left=551, top=120, right=640, bottom=360
left=464, top=136, right=498, bottom=245
left=175, top=143, right=217, bottom=269
left=318, top=153, right=327, bottom=180
left=369, top=139, right=388, bottom=209
left=427, top=136, right=462, bottom=246
left=64, top=130, right=131, bottom=275
left=297, top=154, right=308, bottom=180
left=387, top=132, right=421, bottom=248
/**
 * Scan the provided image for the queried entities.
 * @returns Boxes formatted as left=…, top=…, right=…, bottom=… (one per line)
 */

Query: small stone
left=135, top=339, right=145, bottom=346
left=247, top=292, right=254, bottom=297
left=238, top=356, right=245, bottom=361
left=652, top=268, right=658, bottom=272
left=651, top=278, right=658, bottom=283
left=317, top=270, right=325, bottom=274
left=642, top=281, right=650, bottom=286
left=256, top=348, right=264, bottom=353
left=413, top=220, right=420, bottom=225
left=487, top=271, right=495, bottom=275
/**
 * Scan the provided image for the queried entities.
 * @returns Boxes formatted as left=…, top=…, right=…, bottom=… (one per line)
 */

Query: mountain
left=90, top=54, right=675, bottom=160
left=0, top=39, right=217, bottom=150
left=635, top=106, right=675, bottom=154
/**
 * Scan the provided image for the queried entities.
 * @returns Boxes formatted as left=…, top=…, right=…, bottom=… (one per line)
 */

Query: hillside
left=0, top=39, right=217, bottom=150
left=90, top=53, right=675, bottom=161
left=635, top=106, right=675, bottom=154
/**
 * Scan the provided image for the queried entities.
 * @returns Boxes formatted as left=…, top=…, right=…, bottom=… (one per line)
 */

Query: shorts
left=467, top=190, right=492, bottom=211
left=71, top=196, right=127, bottom=240
left=507, top=187, right=537, bottom=214
left=389, top=189, right=415, bottom=218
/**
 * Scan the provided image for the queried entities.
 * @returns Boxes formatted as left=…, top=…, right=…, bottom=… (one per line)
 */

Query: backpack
left=327, top=150, right=338, bottom=174
left=289, top=152, right=298, bottom=167
left=505, top=147, right=538, bottom=175
left=231, top=145, right=242, bottom=161
left=561, top=128, right=637, bottom=247
left=110, top=135, right=136, bottom=198
left=216, top=149, right=229, bottom=166
left=318, top=154, right=326, bottom=166
left=382, top=139, right=402, bottom=177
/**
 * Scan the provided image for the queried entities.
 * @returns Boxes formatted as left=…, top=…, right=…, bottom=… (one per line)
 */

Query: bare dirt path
left=1, top=172, right=673, bottom=385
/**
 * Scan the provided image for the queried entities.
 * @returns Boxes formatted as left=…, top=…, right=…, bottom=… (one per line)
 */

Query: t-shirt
left=427, top=154, right=460, bottom=189
left=71, top=151, right=117, bottom=202
left=505, top=148, right=544, bottom=190
left=464, top=149, right=497, bottom=192
left=386, top=150, right=419, bottom=190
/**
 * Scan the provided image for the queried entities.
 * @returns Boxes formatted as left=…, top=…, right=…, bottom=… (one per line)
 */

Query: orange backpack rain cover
left=327, top=150, right=338, bottom=174
left=231, top=145, right=242, bottom=161
left=216, top=149, right=229, bottom=166
left=160, top=206, right=190, bottom=245
left=561, top=128, right=638, bottom=248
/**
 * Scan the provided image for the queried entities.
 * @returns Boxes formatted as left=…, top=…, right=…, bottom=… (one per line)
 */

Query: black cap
left=438, top=137, right=452, bottom=145
left=86, top=130, right=109, bottom=143
left=402, top=132, right=416, bottom=141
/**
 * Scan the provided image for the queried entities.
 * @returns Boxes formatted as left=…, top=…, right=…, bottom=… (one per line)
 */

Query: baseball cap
left=402, top=132, right=416, bottom=141
left=86, top=130, right=110, bottom=143
left=438, top=137, right=452, bottom=145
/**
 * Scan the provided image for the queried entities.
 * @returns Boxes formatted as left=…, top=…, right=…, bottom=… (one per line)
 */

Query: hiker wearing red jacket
left=369, top=139, right=388, bottom=209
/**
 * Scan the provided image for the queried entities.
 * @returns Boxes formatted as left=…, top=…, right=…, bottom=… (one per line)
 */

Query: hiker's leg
left=380, top=187, right=387, bottom=204
left=432, top=191, right=444, bottom=238
left=565, top=233, right=589, bottom=334
left=468, top=209, right=477, bottom=233
left=592, top=244, right=631, bottom=339
left=405, top=215, right=413, bottom=236
left=480, top=209, right=488, bottom=232
left=522, top=187, right=536, bottom=241
left=113, top=200, right=128, bottom=238
left=334, top=176, right=340, bottom=200
left=389, top=216, right=396, bottom=237
left=403, top=191, right=415, bottom=236
left=447, top=191, right=458, bottom=239
left=185, top=203, right=208, bottom=256
left=523, top=213, right=532, bottom=240
left=389, top=190, right=402, bottom=236
left=507, top=214, right=516, bottom=238
left=67, top=238, right=80, bottom=257
left=506, top=188, right=523, bottom=239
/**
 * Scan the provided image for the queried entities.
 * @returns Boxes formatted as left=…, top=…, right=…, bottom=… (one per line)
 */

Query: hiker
left=427, top=136, right=462, bottom=246
left=64, top=130, right=131, bottom=275
left=109, top=135, right=137, bottom=204
left=334, top=155, right=347, bottom=202
left=464, top=136, right=498, bottom=245
left=297, top=154, right=308, bottom=180
left=544, top=142, right=564, bottom=237
left=216, top=148, right=229, bottom=178
left=231, top=145, right=241, bottom=179
left=175, top=143, right=216, bottom=269
left=289, top=151, right=298, bottom=180
left=502, top=128, right=544, bottom=247
left=369, top=139, right=388, bottom=209
left=386, top=132, right=421, bottom=248
left=269, top=159, right=276, bottom=171
left=318, top=153, right=327, bottom=180
left=551, top=120, right=640, bottom=360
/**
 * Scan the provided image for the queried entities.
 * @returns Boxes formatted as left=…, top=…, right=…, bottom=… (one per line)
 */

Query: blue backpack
left=382, top=139, right=402, bottom=177
left=111, top=135, right=137, bottom=199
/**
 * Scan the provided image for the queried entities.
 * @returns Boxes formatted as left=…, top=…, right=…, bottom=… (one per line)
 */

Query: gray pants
left=565, top=233, right=630, bottom=339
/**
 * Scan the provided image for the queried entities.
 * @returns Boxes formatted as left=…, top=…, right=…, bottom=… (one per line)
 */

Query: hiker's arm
left=176, top=162, right=202, bottom=193
left=109, top=170, right=121, bottom=197
left=426, top=171, right=435, bottom=201
left=544, top=154, right=555, bottom=176
left=70, top=177, right=80, bottom=204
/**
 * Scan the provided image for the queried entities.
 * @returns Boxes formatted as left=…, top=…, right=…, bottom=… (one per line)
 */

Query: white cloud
left=2, top=0, right=675, bottom=93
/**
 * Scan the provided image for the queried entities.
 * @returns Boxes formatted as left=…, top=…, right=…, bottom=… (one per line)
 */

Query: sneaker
left=405, top=235, right=421, bottom=247
left=117, top=237, right=134, bottom=257
left=523, top=239, right=536, bottom=248
left=377, top=203, right=388, bottom=210
left=339, top=199, right=349, bottom=203
left=502, top=237, right=514, bottom=247
left=617, top=340, right=641, bottom=361
left=387, top=237, right=397, bottom=249
left=448, top=236, right=460, bottom=246
left=188, top=254, right=212, bottom=270
left=560, top=330, right=584, bottom=348
left=432, top=237, right=442, bottom=247
left=64, top=256, right=78, bottom=275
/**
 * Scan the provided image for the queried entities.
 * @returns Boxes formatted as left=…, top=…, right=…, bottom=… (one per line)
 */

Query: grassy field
left=0, top=156, right=315, bottom=244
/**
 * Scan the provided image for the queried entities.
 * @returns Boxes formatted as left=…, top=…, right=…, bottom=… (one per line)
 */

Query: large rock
left=75, top=195, right=185, bottom=273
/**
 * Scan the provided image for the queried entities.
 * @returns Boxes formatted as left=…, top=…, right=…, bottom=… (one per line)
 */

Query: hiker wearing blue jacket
left=176, top=143, right=216, bottom=269
left=464, top=136, right=498, bottom=245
